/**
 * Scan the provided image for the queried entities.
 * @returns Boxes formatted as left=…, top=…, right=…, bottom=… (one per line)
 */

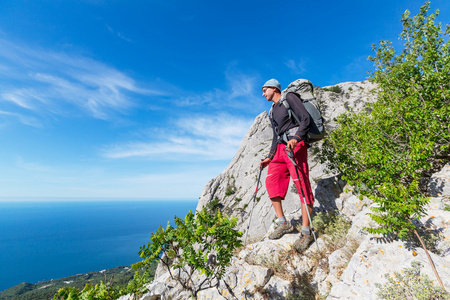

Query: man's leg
left=293, top=200, right=315, bottom=252
left=271, top=196, right=284, bottom=218
left=271, top=196, right=289, bottom=225
left=287, top=141, right=315, bottom=252
left=302, top=202, right=314, bottom=227
left=266, top=144, right=290, bottom=221
left=287, top=141, right=314, bottom=226
left=268, top=196, right=294, bottom=239
left=265, top=145, right=294, bottom=240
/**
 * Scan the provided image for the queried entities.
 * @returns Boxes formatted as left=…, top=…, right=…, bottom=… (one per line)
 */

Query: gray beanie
left=262, top=79, right=281, bottom=92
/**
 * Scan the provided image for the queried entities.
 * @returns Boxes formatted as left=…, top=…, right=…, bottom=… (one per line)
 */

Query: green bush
left=52, top=269, right=152, bottom=300
left=206, top=196, right=222, bottom=215
left=225, top=176, right=237, bottom=197
left=318, top=1, right=449, bottom=289
left=225, top=186, right=236, bottom=196
left=320, top=0, right=450, bottom=240
left=312, top=210, right=351, bottom=251
left=322, top=85, right=343, bottom=94
left=375, top=261, right=449, bottom=299
left=133, top=207, right=243, bottom=299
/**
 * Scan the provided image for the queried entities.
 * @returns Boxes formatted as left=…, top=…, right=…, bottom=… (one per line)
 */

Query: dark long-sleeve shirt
left=267, top=92, right=310, bottom=160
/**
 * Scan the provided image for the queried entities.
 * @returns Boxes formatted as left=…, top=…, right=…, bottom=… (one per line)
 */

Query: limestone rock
left=313, top=175, right=346, bottom=212
left=316, top=81, right=378, bottom=131
left=346, top=206, right=377, bottom=244
left=262, top=276, right=294, bottom=299
left=198, top=258, right=274, bottom=299
left=419, top=196, right=450, bottom=257
left=238, top=232, right=319, bottom=276
left=429, top=163, right=450, bottom=197
left=326, top=237, right=450, bottom=299
left=339, top=195, right=372, bottom=221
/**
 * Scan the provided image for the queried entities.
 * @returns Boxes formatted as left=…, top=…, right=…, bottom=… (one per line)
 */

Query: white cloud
left=16, top=157, right=57, bottom=172
left=0, top=110, right=42, bottom=127
left=105, top=24, right=132, bottom=43
left=0, top=38, right=160, bottom=122
left=117, top=32, right=132, bottom=43
left=224, top=68, right=257, bottom=98
left=175, top=71, right=261, bottom=110
left=285, top=59, right=306, bottom=74
left=102, top=114, right=253, bottom=161
left=2, top=90, right=37, bottom=109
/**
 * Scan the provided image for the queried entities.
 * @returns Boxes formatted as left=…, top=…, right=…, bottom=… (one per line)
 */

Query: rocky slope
left=120, top=81, right=450, bottom=299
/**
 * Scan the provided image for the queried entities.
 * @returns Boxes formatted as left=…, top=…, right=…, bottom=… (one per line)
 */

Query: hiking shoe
left=293, top=233, right=314, bottom=253
left=268, top=221, right=294, bottom=240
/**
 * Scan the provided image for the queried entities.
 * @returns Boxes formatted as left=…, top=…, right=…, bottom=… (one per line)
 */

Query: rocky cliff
left=195, top=80, right=378, bottom=239
left=119, top=81, right=450, bottom=299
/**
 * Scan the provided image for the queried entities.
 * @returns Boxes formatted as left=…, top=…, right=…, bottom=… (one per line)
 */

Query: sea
left=0, top=199, right=198, bottom=292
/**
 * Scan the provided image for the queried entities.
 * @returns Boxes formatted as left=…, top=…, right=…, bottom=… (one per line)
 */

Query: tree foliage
left=133, top=207, right=243, bottom=299
left=320, top=1, right=449, bottom=239
left=52, top=269, right=152, bottom=300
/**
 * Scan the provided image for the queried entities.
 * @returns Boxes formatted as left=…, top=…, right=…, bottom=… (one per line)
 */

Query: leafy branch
left=133, top=207, right=243, bottom=299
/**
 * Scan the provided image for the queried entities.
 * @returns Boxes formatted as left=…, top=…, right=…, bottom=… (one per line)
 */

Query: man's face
left=262, top=87, right=276, bottom=101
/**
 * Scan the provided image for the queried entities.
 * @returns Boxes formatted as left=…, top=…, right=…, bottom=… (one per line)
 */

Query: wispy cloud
left=105, top=24, right=132, bottom=43
left=175, top=70, right=261, bottom=110
left=0, top=38, right=159, bottom=124
left=101, top=114, right=253, bottom=161
left=0, top=110, right=42, bottom=127
left=285, top=58, right=307, bottom=74
left=16, top=156, right=58, bottom=172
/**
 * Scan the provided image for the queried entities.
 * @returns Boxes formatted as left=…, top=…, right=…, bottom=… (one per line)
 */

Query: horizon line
left=0, top=196, right=198, bottom=202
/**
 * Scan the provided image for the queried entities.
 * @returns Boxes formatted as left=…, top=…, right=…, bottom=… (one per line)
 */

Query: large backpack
left=269, top=79, right=325, bottom=143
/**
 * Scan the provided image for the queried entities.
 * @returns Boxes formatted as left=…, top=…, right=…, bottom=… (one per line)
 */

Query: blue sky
left=1, top=0, right=449, bottom=200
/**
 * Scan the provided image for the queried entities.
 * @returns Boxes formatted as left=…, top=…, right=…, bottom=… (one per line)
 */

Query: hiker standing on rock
left=259, top=79, right=315, bottom=252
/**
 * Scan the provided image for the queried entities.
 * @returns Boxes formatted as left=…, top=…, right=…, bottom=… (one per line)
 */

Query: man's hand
left=287, top=139, right=298, bottom=152
left=260, top=158, right=271, bottom=169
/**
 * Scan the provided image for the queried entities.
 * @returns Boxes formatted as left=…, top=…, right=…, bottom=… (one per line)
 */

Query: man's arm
left=260, top=116, right=278, bottom=169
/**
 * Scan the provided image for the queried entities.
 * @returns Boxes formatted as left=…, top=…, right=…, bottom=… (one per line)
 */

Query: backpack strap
left=280, top=96, right=301, bottom=127
left=268, top=95, right=302, bottom=145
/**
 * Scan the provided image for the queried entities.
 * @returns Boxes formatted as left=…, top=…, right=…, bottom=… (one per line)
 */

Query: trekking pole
left=286, top=147, right=321, bottom=253
left=244, top=166, right=263, bottom=246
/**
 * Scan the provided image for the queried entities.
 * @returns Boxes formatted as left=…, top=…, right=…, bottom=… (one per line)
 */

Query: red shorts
left=265, top=142, right=314, bottom=205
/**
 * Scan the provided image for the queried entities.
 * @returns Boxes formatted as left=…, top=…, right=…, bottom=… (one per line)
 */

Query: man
left=260, top=78, right=315, bottom=252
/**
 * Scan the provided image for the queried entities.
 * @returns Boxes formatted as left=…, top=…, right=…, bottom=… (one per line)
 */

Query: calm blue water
left=0, top=200, right=197, bottom=291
